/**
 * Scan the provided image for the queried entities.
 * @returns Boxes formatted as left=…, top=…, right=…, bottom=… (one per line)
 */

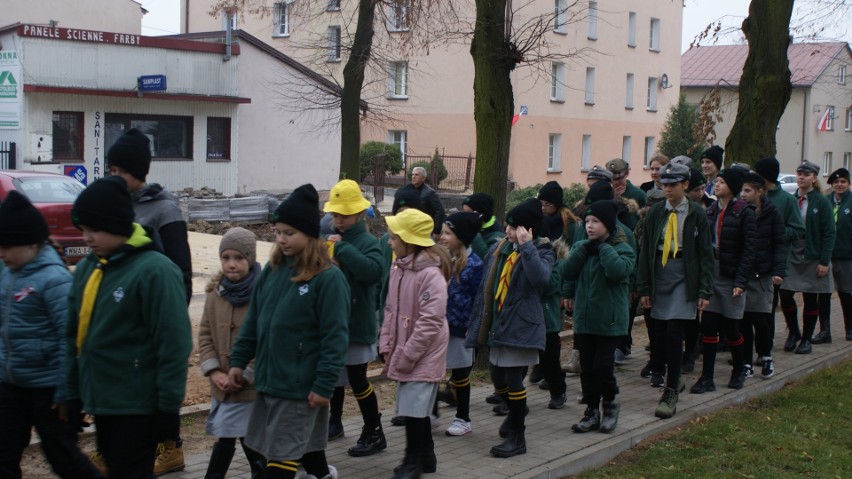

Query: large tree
left=723, top=1, right=795, bottom=165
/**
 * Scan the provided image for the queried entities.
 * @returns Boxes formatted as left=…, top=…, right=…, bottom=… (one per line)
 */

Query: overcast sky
left=139, top=0, right=849, bottom=52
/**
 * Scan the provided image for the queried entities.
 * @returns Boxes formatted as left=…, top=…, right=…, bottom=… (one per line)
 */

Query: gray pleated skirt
left=781, top=240, right=833, bottom=294
left=744, top=275, right=774, bottom=313
left=395, top=381, right=439, bottom=418
left=832, top=259, right=852, bottom=293
left=446, top=336, right=474, bottom=369
left=244, top=393, right=328, bottom=461
left=489, top=345, right=539, bottom=367
left=206, top=398, right=254, bottom=438
left=335, top=343, right=378, bottom=387
left=650, top=257, right=698, bottom=320
left=705, top=261, right=746, bottom=319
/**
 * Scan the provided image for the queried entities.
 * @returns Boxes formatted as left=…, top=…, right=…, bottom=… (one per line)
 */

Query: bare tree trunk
left=724, top=0, right=794, bottom=166
left=471, top=0, right=517, bottom=219
left=340, top=0, right=377, bottom=180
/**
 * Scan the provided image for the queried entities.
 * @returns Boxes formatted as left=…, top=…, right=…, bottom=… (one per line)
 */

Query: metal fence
left=0, top=141, right=16, bottom=169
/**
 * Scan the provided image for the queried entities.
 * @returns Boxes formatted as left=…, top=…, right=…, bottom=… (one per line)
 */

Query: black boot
left=811, top=329, right=832, bottom=344
left=599, top=401, right=619, bottom=433
left=490, top=427, right=526, bottom=458
left=328, top=416, right=344, bottom=441
left=571, top=407, right=601, bottom=433
left=347, top=419, right=387, bottom=457
left=393, top=453, right=422, bottom=479
left=204, top=440, right=235, bottom=479
left=240, top=441, right=266, bottom=479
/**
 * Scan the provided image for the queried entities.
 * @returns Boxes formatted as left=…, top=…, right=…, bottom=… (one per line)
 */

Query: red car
left=0, top=170, right=89, bottom=264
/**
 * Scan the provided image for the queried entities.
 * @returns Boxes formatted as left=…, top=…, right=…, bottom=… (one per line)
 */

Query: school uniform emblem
left=845, top=208, right=850, bottom=215
left=113, top=287, right=125, bottom=302
left=421, top=292, right=430, bottom=301
left=14, top=286, right=36, bottom=302
left=299, top=284, right=309, bottom=296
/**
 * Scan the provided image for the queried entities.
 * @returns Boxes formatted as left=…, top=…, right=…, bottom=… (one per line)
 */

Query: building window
left=554, top=0, right=568, bottom=34
left=548, top=134, right=562, bottom=172
left=581, top=134, right=592, bottom=171
left=207, top=117, right=231, bottom=161
left=644, top=136, right=655, bottom=166
left=389, top=130, right=407, bottom=162
left=327, top=26, right=342, bottom=62
left=846, top=108, right=852, bottom=131
left=388, top=1, right=410, bottom=32
left=839, top=65, right=847, bottom=85
left=52, top=112, right=84, bottom=161
left=826, top=106, right=835, bottom=131
left=650, top=18, right=661, bottom=52
left=105, top=114, right=193, bottom=159
left=628, top=11, right=637, bottom=47
left=622, top=136, right=632, bottom=165
left=273, top=3, right=289, bottom=37
left=823, top=152, right=833, bottom=175
left=585, top=67, right=595, bottom=105
left=844, top=152, right=851, bottom=170
left=625, top=73, right=635, bottom=109
left=388, top=61, right=408, bottom=99
left=327, top=0, right=341, bottom=11
left=551, top=62, right=566, bottom=102
left=647, top=77, right=658, bottom=111
left=222, top=10, right=237, bottom=30
left=587, top=1, right=598, bottom=40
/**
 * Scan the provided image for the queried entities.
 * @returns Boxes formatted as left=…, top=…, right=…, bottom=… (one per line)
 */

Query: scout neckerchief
left=495, top=250, right=518, bottom=311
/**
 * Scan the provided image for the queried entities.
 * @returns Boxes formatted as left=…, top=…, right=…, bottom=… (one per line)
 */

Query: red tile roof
left=681, top=42, right=849, bottom=88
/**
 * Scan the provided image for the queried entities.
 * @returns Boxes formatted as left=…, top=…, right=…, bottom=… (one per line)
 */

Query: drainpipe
left=223, top=8, right=234, bottom=62
left=801, top=88, right=809, bottom=163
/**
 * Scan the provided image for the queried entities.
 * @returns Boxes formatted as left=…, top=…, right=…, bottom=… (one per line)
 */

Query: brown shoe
left=154, top=440, right=185, bottom=476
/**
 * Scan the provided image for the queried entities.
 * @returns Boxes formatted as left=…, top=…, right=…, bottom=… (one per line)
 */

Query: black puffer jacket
left=706, top=198, right=756, bottom=289
left=752, top=196, right=786, bottom=278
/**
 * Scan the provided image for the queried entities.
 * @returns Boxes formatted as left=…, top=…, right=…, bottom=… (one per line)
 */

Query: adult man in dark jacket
left=410, top=166, right=446, bottom=236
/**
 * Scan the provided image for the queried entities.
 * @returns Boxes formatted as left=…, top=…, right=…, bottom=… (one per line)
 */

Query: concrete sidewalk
left=166, top=300, right=851, bottom=479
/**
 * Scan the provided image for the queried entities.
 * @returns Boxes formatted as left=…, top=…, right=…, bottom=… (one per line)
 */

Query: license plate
left=65, top=246, right=90, bottom=257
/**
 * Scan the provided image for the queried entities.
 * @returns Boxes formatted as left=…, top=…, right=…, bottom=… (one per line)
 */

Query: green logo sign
left=0, top=70, right=17, bottom=99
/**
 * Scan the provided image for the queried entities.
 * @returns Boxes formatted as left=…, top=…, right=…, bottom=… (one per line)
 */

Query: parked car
left=0, top=170, right=88, bottom=264
left=778, top=174, right=798, bottom=194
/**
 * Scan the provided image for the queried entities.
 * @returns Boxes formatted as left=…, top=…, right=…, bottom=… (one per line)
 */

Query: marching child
left=636, top=163, right=714, bottom=419
left=562, top=200, right=635, bottom=434
left=65, top=176, right=192, bottom=477
left=826, top=168, right=852, bottom=341
left=381, top=209, right=451, bottom=478
left=690, top=169, right=756, bottom=394
left=739, top=173, right=786, bottom=379
left=438, top=212, right=484, bottom=436
left=0, top=192, right=103, bottom=479
left=198, top=227, right=266, bottom=478
left=322, top=180, right=386, bottom=455
left=466, top=199, right=555, bottom=458
left=228, top=184, right=349, bottom=479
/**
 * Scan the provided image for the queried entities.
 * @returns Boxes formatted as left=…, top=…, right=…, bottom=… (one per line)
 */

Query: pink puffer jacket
left=380, top=250, right=449, bottom=383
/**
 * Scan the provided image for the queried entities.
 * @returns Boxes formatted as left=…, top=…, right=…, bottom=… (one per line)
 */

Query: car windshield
left=15, top=177, right=85, bottom=203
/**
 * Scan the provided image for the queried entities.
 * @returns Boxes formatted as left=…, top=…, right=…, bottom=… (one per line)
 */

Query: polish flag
left=511, top=114, right=520, bottom=126
left=817, top=108, right=831, bottom=131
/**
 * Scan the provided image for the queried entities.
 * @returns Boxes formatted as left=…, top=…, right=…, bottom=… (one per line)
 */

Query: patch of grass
left=578, top=360, right=852, bottom=479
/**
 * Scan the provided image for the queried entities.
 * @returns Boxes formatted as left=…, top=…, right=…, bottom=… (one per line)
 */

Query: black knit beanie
left=754, top=157, right=780, bottom=184
left=744, top=172, right=766, bottom=187
left=585, top=200, right=619, bottom=235
left=701, top=145, right=724, bottom=170
left=718, top=168, right=745, bottom=197
left=0, top=191, right=49, bottom=246
left=506, top=198, right=543, bottom=237
left=463, top=192, right=494, bottom=220
left=444, top=212, right=482, bottom=247
left=392, top=184, right=422, bottom=214
left=72, top=176, right=135, bottom=237
left=537, top=181, right=564, bottom=208
left=586, top=181, right=614, bottom=204
left=106, top=128, right=152, bottom=182
left=273, top=184, right=321, bottom=238
left=688, top=167, right=707, bottom=191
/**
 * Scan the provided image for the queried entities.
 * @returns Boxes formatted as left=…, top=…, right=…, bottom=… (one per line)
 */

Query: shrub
left=412, top=148, right=448, bottom=184
left=359, top=141, right=404, bottom=181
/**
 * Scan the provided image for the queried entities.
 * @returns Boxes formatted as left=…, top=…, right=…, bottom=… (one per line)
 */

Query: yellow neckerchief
left=662, top=209, right=679, bottom=266
left=326, top=240, right=336, bottom=258
left=495, top=249, right=519, bottom=311
left=76, top=224, right=150, bottom=355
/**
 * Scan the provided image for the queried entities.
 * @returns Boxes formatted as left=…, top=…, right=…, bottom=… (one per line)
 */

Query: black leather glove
left=584, top=240, right=601, bottom=256
left=155, top=411, right=180, bottom=442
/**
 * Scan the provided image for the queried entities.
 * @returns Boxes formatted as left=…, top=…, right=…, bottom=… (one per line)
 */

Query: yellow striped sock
left=495, top=387, right=509, bottom=395
left=451, top=377, right=471, bottom=388
left=508, top=389, right=527, bottom=401
left=354, top=383, right=374, bottom=401
left=267, top=460, right=299, bottom=472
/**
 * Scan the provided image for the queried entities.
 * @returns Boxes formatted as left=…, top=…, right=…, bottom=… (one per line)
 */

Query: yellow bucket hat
left=385, top=209, right=435, bottom=247
left=323, top=179, right=372, bottom=215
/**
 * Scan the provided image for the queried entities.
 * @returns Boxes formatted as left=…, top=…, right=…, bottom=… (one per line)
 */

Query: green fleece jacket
left=636, top=200, right=714, bottom=302
left=331, top=221, right=384, bottom=345
left=766, top=186, right=805, bottom=273
left=471, top=218, right=505, bottom=260
left=829, top=190, right=852, bottom=260
left=229, top=261, right=350, bottom=400
left=796, top=189, right=835, bottom=266
left=561, top=230, right=635, bottom=336
left=65, top=224, right=192, bottom=415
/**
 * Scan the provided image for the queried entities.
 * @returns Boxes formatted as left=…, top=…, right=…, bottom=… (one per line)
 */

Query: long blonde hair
left=446, top=240, right=469, bottom=282
left=409, top=243, right=453, bottom=281
left=270, top=237, right=332, bottom=282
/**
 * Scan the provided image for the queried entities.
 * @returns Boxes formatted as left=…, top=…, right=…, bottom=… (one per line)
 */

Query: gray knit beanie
left=220, top=227, right=258, bottom=265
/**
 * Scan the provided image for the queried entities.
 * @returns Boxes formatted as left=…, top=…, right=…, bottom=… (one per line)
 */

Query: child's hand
left=515, top=225, right=533, bottom=245
left=211, top=371, right=230, bottom=392
left=327, top=234, right=342, bottom=243
left=640, top=296, right=652, bottom=310
left=308, top=392, right=330, bottom=408
left=228, top=367, right=244, bottom=390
